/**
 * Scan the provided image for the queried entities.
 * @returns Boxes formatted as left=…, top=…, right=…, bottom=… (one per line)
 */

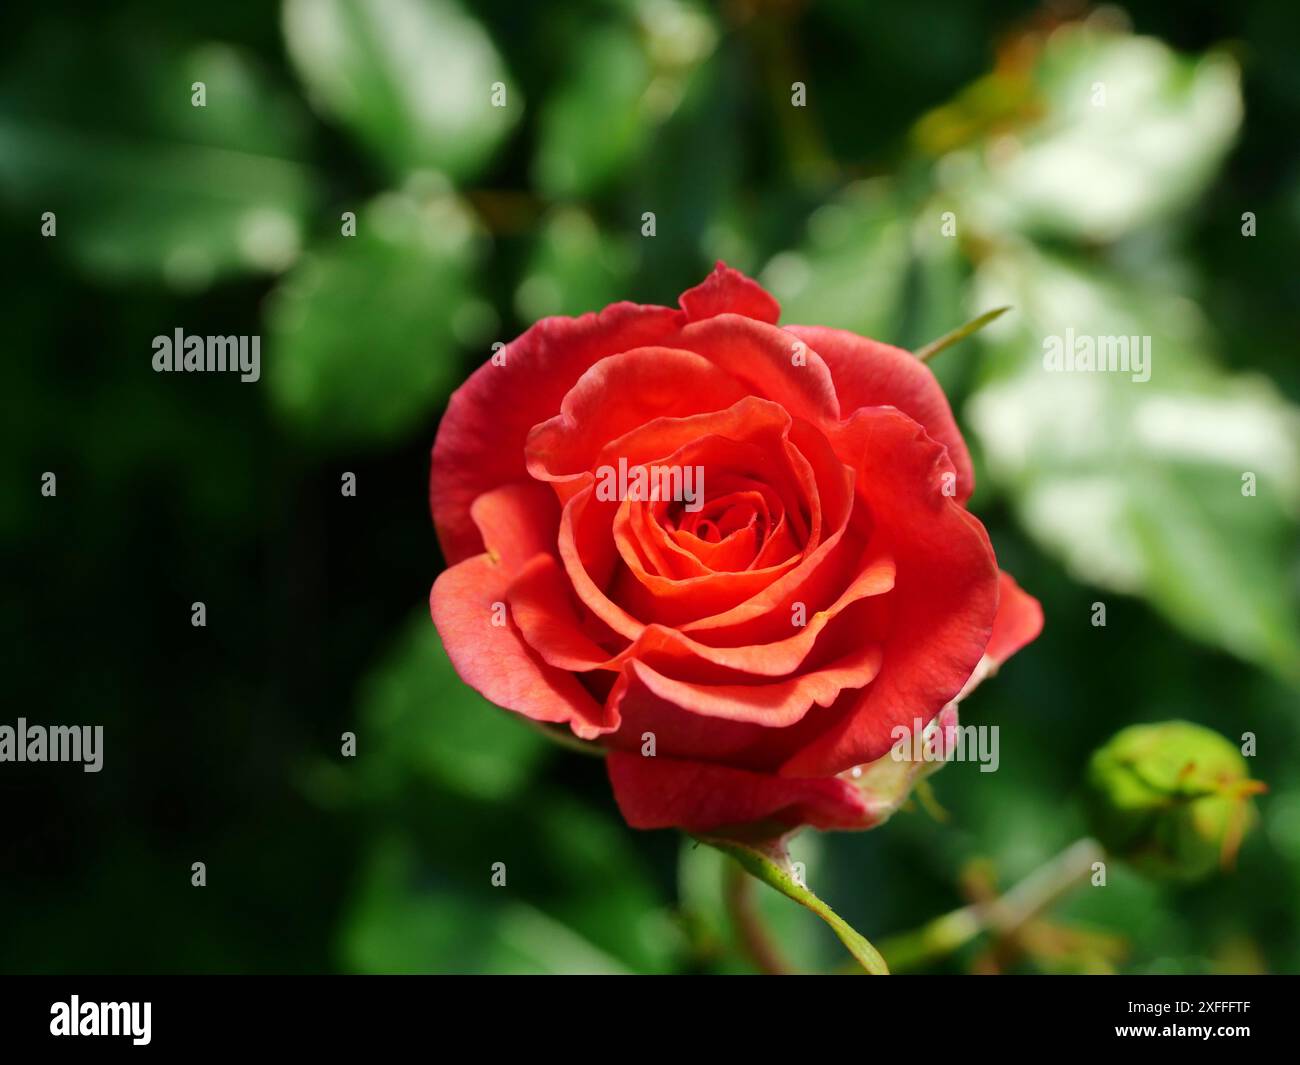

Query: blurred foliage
left=3, top=0, right=1299, bottom=975
left=0, top=31, right=317, bottom=287
left=282, top=0, right=519, bottom=182
left=266, top=180, right=487, bottom=446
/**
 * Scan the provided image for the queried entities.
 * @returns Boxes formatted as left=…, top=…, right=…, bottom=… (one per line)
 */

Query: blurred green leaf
left=629, top=31, right=738, bottom=284
left=902, top=209, right=968, bottom=350
left=515, top=206, right=635, bottom=320
left=968, top=247, right=1300, bottom=682
left=0, top=37, right=316, bottom=288
left=534, top=797, right=683, bottom=974
left=355, top=609, right=548, bottom=802
left=933, top=26, right=1241, bottom=242
left=760, top=179, right=910, bottom=337
left=341, top=834, right=631, bottom=974
left=342, top=613, right=681, bottom=972
left=532, top=3, right=718, bottom=199
left=266, top=181, right=485, bottom=446
left=282, top=0, right=519, bottom=182
left=534, top=25, right=650, bottom=198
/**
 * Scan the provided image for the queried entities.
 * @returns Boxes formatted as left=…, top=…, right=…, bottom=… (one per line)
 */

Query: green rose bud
left=1085, top=721, right=1264, bottom=883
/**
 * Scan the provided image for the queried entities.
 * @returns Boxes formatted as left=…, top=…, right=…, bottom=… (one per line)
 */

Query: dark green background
left=3, top=0, right=1298, bottom=973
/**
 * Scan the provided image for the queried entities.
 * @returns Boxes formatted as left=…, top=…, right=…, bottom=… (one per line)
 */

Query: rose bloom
left=431, top=264, right=1041, bottom=838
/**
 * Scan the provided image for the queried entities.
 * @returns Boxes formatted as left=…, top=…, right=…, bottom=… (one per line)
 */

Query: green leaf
left=533, top=25, right=652, bottom=198
left=628, top=35, right=739, bottom=282
left=266, top=182, right=485, bottom=446
left=282, top=0, right=519, bottom=182
left=336, top=801, right=680, bottom=973
left=698, top=836, right=890, bottom=974
left=532, top=5, right=717, bottom=199
left=967, top=247, right=1300, bottom=682
left=535, top=797, right=684, bottom=974
left=354, top=609, right=548, bottom=803
left=335, top=614, right=681, bottom=973
left=934, top=26, right=1241, bottom=242
left=341, top=834, right=631, bottom=974
left=515, top=206, right=635, bottom=321
left=0, top=36, right=316, bottom=288
left=760, top=179, right=910, bottom=339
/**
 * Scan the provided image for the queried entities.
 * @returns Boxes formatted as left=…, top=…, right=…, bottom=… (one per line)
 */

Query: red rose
left=430, top=264, right=1041, bottom=837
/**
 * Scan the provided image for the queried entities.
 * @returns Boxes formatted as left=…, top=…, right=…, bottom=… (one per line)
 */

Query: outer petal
left=678, top=261, right=781, bottom=325
left=430, top=555, right=615, bottom=739
left=607, top=752, right=871, bottom=832
left=431, top=303, right=682, bottom=564
left=950, top=569, right=1044, bottom=703
left=787, top=325, right=975, bottom=501
left=987, top=570, right=1044, bottom=666
left=433, top=265, right=788, bottom=564
left=429, top=481, right=613, bottom=739
left=781, top=407, right=999, bottom=777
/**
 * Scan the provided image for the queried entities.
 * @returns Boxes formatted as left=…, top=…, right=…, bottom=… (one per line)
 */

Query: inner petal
left=669, top=489, right=771, bottom=572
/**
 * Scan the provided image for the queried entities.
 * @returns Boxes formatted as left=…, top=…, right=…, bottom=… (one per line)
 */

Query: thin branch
left=915, top=305, right=1011, bottom=362
left=878, top=837, right=1104, bottom=972
left=723, top=855, right=795, bottom=975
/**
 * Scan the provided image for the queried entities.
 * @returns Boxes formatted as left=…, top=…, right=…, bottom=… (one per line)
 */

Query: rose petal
left=950, top=569, right=1044, bottom=703
left=559, top=398, right=837, bottom=631
left=781, top=407, right=999, bottom=777
left=469, top=481, right=560, bottom=574
left=430, top=555, right=615, bottom=740
left=431, top=303, right=682, bottom=564
left=787, top=325, right=975, bottom=501
left=675, top=315, right=841, bottom=425
left=619, top=638, right=882, bottom=728
left=606, top=752, right=871, bottom=832
left=525, top=346, right=749, bottom=494
left=987, top=569, right=1044, bottom=666
left=677, top=261, right=782, bottom=326
left=508, top=549, right=893, bottom=683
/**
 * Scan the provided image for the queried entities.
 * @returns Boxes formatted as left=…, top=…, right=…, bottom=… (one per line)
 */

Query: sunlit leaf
left=533, top=25, right=652, bottom=198
left=282, top=0, right=519, bottom=181
left=931, top=25, right=1242, bottom=242
left=533, top=3, right=717, bottom=199
left=967, top=247, right=1300, bottom=682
